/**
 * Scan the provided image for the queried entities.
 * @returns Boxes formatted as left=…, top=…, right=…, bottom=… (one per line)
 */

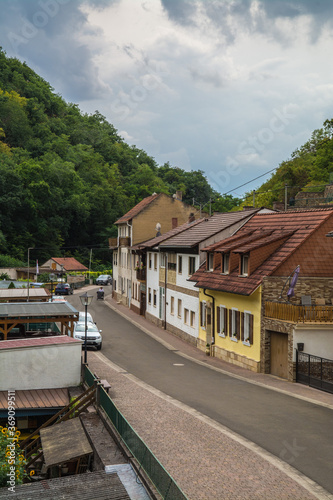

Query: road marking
left=173, top=363, right=184, bottom=366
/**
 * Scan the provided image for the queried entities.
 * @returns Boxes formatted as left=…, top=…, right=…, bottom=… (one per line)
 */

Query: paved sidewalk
left=86, top=294, right=333, bottom=500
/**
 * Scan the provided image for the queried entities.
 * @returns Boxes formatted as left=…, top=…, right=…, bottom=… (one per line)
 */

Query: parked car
left=49, top=295, right=67, bottom=303
left=55, top=283, right=73, bottom=295
left=95, top=274, right=112, bottom=286
left=78, top=311, right=94, bottom=324
left=73, top=321, right=102, bottom=350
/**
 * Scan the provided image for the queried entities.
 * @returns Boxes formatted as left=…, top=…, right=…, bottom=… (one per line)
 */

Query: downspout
left=126, top=221, right=132, bottom=305
left=203, top=289, right=215, bottom=345
left=164, top=253, right=168, bottom=329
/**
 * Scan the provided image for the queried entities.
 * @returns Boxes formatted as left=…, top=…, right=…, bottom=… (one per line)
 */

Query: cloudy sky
left=1, top=0, right=333, bottom=198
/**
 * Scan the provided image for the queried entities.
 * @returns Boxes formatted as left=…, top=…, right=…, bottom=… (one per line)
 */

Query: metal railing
left=265, top=301, right=333, bottom=323
left=83, top=365, right=187, bottom=500
left=296, top=350, right=333, bottom=394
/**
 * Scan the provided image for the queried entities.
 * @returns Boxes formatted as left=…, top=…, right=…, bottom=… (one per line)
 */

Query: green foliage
left=0, top=426, right=28, bottom=487
left=0, top=272, right=10, bottom=280
left=8, top=281, right=15, bottom=289
left=0, top=255, right=26, bottom=267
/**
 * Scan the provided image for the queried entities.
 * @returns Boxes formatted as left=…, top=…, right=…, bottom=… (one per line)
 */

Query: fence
left=83, top=365, right=187, bottom=500
left=296, top=350, right=333, bottom=394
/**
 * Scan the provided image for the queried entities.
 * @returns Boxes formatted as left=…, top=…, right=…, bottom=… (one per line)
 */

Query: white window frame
left=188, top=256, right=196, bottom=276
left=218, top=306, right=226, bottom=337
left=231, top=308, right=238, bottom=341
left=243, top=310, right=251, bottom=345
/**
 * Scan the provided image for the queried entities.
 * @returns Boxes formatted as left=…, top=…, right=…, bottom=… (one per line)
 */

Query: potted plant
left=205, top=343, right=210, bottom=355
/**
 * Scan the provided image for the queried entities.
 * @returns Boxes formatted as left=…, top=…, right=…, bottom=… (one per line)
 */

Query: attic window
left=222, top=253, right=229, bottom=274
left=241, top=254, right=249, bottom=276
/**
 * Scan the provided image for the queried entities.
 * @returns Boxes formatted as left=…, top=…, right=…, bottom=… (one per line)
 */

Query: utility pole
left=253, top=190, right=256, bottom=207
left=285, top=184, right=288, bottom=211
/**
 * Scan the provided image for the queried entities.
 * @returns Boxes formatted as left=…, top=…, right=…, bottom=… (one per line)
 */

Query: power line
left=223, top=167, right=278, bottom=195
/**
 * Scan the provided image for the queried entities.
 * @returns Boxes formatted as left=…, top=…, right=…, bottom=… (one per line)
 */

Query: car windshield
left=75, top=322, right=98, bottom=333
left=98, top=275, right=107, bottom=278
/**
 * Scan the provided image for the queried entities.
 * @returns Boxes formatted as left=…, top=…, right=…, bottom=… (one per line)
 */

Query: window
left=160, top=253, right=166, bottom=267
left=207, top=253, right=214, bottom=271
left=229, top=308, right=240, bottom=340
left=149, top=253, right=152, bottom=270
left=184, top=308, right=189, bottom=325
left=170, top=296, right=174, bottom=315
left=241, top=254, right=249, bottom=276
left=189, top=256, right=196, bottom=275
left=168, top=253, right=177, bottom=270
left=154, top=253, right=157, bottom=271
left=216, top=306, right=227, bottom=336
left=177, top=299, right=182, bottom=318
left=114, top=253, right=118, bottom=266
left=241, top=311, right=254, bottom=344
left=200, top=301, right=207, bottom=328
left=190, top=311, right=195, bottom=327
left=148, top=288, right=151, bottom=304
left=222, top=253, right=229, bottom=274
left=178, top=255, right=182, bottom=274
left=153, top=290, right=157, bottom=307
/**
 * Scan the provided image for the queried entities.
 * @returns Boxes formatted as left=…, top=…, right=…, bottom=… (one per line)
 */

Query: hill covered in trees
left=0, top=48, right=240, bottom=266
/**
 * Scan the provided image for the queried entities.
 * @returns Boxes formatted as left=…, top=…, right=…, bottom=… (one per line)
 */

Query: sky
left=1, top=0, right=333, bottom=198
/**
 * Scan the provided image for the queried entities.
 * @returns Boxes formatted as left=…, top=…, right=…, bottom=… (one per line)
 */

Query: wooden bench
left=100, top=379, right=111, bottom=393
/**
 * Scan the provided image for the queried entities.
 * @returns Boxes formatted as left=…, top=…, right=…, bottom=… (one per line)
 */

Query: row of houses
left=111, top=193, right=333, bottom=384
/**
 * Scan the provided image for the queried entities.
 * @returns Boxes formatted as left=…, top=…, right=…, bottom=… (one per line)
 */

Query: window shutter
left=229, top=309, right=232, bottom=336
left=236, top=310, right=240, bottom=339
left=216, top=306, right=220, bottom=333
left=200, top=302, right=203, bottom=327
left=241, top=312, right=244, bottom=341
left=224, top=308, right=228, bottom=335
left=249, top=314, right=254, bottom=344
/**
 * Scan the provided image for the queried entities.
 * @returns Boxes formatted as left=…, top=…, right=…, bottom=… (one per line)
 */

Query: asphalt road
left=69, top=289, right=333, bottom=494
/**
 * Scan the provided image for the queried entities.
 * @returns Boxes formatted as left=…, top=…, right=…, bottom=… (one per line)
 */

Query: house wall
left=0, top=268, right=17, bottom=279
left=0, top=342, right=82, bottom=390
left=198, top=287, right=262, bottom=372
left=262, top=275, right=333, bottom=381
left=146, top=252, right=160, bottom=320
left=132, top=194, right=195, bottom=246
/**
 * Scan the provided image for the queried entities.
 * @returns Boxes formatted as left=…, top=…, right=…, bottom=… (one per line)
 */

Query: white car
left=73, top=321, right=102, bottom=350
left=78, top=311, right=94, bottom=324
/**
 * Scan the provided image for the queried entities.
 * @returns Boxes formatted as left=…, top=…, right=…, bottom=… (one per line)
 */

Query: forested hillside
left=0, top=48, right=235, bottom=266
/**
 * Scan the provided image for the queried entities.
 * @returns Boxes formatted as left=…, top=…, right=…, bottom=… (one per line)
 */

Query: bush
left=0, top=426, right=29, bottom=487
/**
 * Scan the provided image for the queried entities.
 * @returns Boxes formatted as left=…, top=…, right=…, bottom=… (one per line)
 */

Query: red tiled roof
left=52, top=257, right=88, bottom=271
left=0, top=336, right=80, bottom=350
left=115, top=193, right=160, bottom=224
left=190, top=209, right=333, bottom=295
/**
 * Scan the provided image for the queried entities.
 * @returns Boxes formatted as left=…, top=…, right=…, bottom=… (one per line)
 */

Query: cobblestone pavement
left=82, top=295, right=333, bottom=500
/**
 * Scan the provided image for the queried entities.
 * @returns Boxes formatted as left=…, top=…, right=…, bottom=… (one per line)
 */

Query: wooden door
left=270, top=331, right=288, bottom=379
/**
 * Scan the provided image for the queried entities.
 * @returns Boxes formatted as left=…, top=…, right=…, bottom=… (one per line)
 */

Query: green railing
left=83, top=365, right=187, bottom=500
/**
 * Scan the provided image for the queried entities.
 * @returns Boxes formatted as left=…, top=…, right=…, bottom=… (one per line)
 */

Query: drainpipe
left=164, top=253, right=168, bottom=329
left=203, top=289, right=215, bottom=345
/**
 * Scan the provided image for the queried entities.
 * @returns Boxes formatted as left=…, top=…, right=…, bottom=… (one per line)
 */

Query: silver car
left=73, top=321, right=102, bottom=350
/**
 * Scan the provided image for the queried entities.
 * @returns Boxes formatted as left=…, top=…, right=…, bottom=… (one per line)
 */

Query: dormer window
left=241, top=254, right=249, bottom=276
left=222, top=253, right=229, bottom=274
left=207, top=253, right=214, bottom=271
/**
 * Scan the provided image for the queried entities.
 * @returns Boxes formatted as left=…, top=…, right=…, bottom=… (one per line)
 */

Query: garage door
left=270, top=331, right=288, bottom=379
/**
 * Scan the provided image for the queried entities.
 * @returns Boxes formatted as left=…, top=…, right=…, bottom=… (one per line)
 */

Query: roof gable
left=115, top=193, right=160, bottom=224
left=51, top=257, right=88, bottom=271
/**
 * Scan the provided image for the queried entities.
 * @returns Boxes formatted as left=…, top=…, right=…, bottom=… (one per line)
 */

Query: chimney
left=273, top=201, right=285, bottom=211
left=188, top=212, right=195, bottom=223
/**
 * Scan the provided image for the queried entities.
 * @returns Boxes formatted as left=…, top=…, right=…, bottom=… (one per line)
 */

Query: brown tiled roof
left=52, top=257, right=88, bottom=271
left=115, top=193, right=160, bottom=224
left=158, top=209, right=262, bottom=248
left=132, top=218, right=205, bottom=250
left=190, top=209, right=333, bottom=295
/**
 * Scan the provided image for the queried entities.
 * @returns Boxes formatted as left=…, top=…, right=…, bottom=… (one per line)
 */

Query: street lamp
left=79, top=292, right=93, bottom=364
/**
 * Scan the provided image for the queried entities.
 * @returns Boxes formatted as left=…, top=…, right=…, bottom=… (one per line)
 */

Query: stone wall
left=212, top=344, right=260, bottom=372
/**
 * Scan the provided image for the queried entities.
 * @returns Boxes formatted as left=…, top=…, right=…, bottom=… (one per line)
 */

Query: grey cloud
left=161, top=0, right=333, bottom=45
left=0, top=0, right=115, bottom=101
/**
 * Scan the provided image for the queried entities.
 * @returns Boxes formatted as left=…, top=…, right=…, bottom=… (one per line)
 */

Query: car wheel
left=97, top=343, right=102, bottom=350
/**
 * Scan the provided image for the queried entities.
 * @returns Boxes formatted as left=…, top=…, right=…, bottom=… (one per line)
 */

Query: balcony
left=265, top=301, right=333, bottom=323
left=108, top=237, right=118, bottom=248
left=136, top=268, right=146, bottom=281
left=119, top=236, right=130, bottom=247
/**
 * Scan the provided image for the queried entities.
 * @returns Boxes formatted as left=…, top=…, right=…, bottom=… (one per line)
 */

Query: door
left=270, top=331, right=288, bottom=379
